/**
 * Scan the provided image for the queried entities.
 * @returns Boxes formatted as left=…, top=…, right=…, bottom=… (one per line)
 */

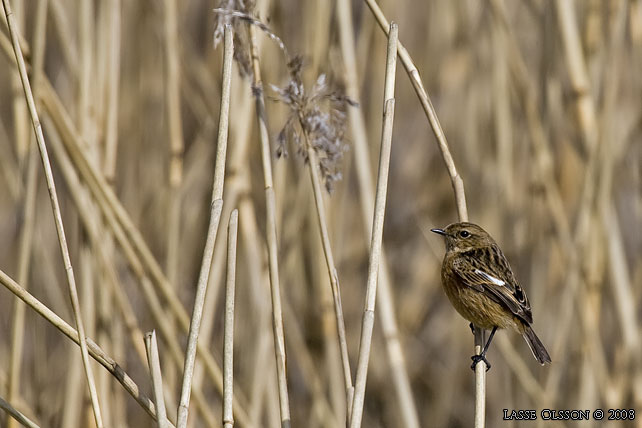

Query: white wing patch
left=474, top=269, right=505, bottom=286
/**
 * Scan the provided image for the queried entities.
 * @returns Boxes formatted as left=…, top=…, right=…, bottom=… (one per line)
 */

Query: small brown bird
left=431, top=222, right=551, bottom=370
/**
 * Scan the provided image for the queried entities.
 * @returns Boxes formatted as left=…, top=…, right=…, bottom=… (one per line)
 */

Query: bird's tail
left=522, top=325, right=551, bottom=365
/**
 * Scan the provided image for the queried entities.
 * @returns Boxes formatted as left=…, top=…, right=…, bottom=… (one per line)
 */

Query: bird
left=431, top=222, right=551, bottom=370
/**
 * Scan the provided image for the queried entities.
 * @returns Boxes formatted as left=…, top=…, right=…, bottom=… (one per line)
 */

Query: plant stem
left=248, top=17, right=291, bottom=428
left=2, top=1, right=104, bottom=426
left=145, top=331, right=170, bottom=428
left=363, top=0, right=468, bottom=222
left=362, top=2, right=481, bottom=425
left=336, top=1, right=420, bottom=425
left=0, top=395, right=41, bottom=428
left=0, top=268, right=172, bottom=426
left=349, top=22, right=398, bottom=428
left=223, top=210, right=239, bottom=428
left=177, top=23, right=233, bottom=428
left=303, top=135, right=354, bottom=409
left=163, top=0, right=184, bottom=291
left=7, top=1, right=46, bottom=423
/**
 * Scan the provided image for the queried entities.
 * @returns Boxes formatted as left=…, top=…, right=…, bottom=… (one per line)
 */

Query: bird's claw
left=470, top=354, right=491, bottom=371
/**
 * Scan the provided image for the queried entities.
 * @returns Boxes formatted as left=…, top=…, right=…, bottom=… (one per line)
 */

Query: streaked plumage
left=432, top=222, right=551, bottom=368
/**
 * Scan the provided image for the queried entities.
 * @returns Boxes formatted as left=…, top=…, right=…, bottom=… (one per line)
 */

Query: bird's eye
left=459, top=230, right=471, bottom=238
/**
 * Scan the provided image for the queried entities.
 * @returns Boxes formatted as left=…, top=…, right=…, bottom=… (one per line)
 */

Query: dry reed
left=0, top=1, right=640, bottom=427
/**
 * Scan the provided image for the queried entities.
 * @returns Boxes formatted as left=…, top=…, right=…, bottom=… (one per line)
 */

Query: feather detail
left=452, top=245, right=533, bottom=324
left=474, top=269, right=505, bottom=286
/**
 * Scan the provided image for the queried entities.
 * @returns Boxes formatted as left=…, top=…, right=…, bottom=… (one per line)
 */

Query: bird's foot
left=470, top=354, right=491, bottom=371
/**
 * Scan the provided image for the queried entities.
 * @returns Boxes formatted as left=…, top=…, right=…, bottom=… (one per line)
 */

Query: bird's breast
left=441, top=262, right=518, bottom=330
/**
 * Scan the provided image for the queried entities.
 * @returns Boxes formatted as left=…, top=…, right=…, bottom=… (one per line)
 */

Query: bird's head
left=431, top=222, right=496, bottom=252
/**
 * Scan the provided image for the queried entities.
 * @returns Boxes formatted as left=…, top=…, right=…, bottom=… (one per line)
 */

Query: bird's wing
left=453, top=246, right=533, bottom=324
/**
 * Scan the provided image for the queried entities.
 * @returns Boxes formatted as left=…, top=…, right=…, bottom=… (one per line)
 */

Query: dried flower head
left=213, top=1, right=256, bottom=77
left=271, top=57, right=357, bottom=193
left=213, top=7, right=356, bottom=193
left=213, top=4, right=291, bottom=79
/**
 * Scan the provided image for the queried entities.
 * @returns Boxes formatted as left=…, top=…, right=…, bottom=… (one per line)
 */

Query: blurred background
left=1, top=0, right=641, bottom=427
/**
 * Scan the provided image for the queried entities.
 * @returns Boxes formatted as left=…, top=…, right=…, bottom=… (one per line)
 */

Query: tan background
left=0, top=0, right=641, bottom=427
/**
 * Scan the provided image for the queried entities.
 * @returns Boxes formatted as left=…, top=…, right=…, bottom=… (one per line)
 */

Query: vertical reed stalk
left=303, top=135, right=354, bottom=410
left=336, top=1, right=421, bottom=425
left=554, top=0, right=597, bottom=151
left=102, top=0, right=121, bottom=180
left=99, top=1, right=121, bottom=423
left=163, top=0, right=184, bottom=291
left=349, top=22, right=398, bottom=428
left=8, top=0, right=27, bottom=165
left=7, top=2, right=47, bottom=426
left=473, top=329, right=486, bottom=428
left=247, top=17, right=292, bottom=428
left=361, top=2, right=480, bottom=425
left=363, top=0, right=468, bottom=222
left=223, top=210, right=239, bottom=428
left=145, top=331, right=170, bottom=428
left=177, top=24, right=233, bottom=428
left=2, top=1, right=104, bottom=426
left=40, top=77, right=252, bottom=426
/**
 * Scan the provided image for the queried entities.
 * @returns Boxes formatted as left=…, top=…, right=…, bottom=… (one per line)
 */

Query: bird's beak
left=431, top=228, right=446, bottom=236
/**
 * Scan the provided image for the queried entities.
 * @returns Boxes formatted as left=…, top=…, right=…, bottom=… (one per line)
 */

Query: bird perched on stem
left=431, top=222, right=551, bottom=370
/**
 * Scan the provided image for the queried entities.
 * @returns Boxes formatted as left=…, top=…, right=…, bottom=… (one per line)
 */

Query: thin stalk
left=554, top=0, right=597, bottom=151
left=362, top=2, right=480, bottom=425
left=97, top=0, right=121, bottom=422
left=223, top=210, right=239, bottom=428
left=0, top=27, right=212, bottom=426
left=489, top=0, right=607, bottom=418
left=306, top=195, right=345, bottom=423
left=177, top=24, right=233, bottom=428
left=187, top=60, right=257, bottom=427
left=102, top=0, right=120, bottom=180
left=303, top=137, right=353, bottom=408
left=7, top=142, right=37, bottom=422
left=0, top=123, right=22, bottom=198
left=237, top=194, right=276, bottom=427
left=349, top=22, right=397, bottom=428
left=79, top=237, right=98, bottom=428
left=594, top=4, right=642, bottom=404
left=74, top=5, right=94, bottom=425
left=39, top=71, right=190, bottom=344
left=7, top=0, right=28, bottom=165
left=143, top=281, right=215, bottom=426
left=163, top=0, right=184, bottom=292
left=48, top=0, right=78, bottom=77
left=1, top=4, right=221, bottom=416
left=248, top=17, right=291, bottom=428
left=1, top=2, right=104, bottom=426
left=495, top=335, right=546, bottom=402
left=491, top=14, right=513, bottom=206
left=145, top=331, right=170, bottom=428
left=0, top=268, right=172, bottom=426
left=291, top=1, right=354, bottom=408
left=336, top=1, right=420, bottom=425
left=43, top=119, right=217, bottom=427
left=138, top=273, right=218, bottom=428
left=474, top=327, right=486, bottom=428
left=40, top=82, right=252, bottom=426
left=282, top=295, right=340, bottom=428
left=0, top=396, right=40, bottom=428
left=7, top=1, right=47, bottom=423
left=363, top=0, right=468, bottom=222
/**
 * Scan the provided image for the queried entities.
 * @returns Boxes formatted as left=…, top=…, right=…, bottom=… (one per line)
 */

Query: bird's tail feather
left=522, top=325, right=551, bottom=365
